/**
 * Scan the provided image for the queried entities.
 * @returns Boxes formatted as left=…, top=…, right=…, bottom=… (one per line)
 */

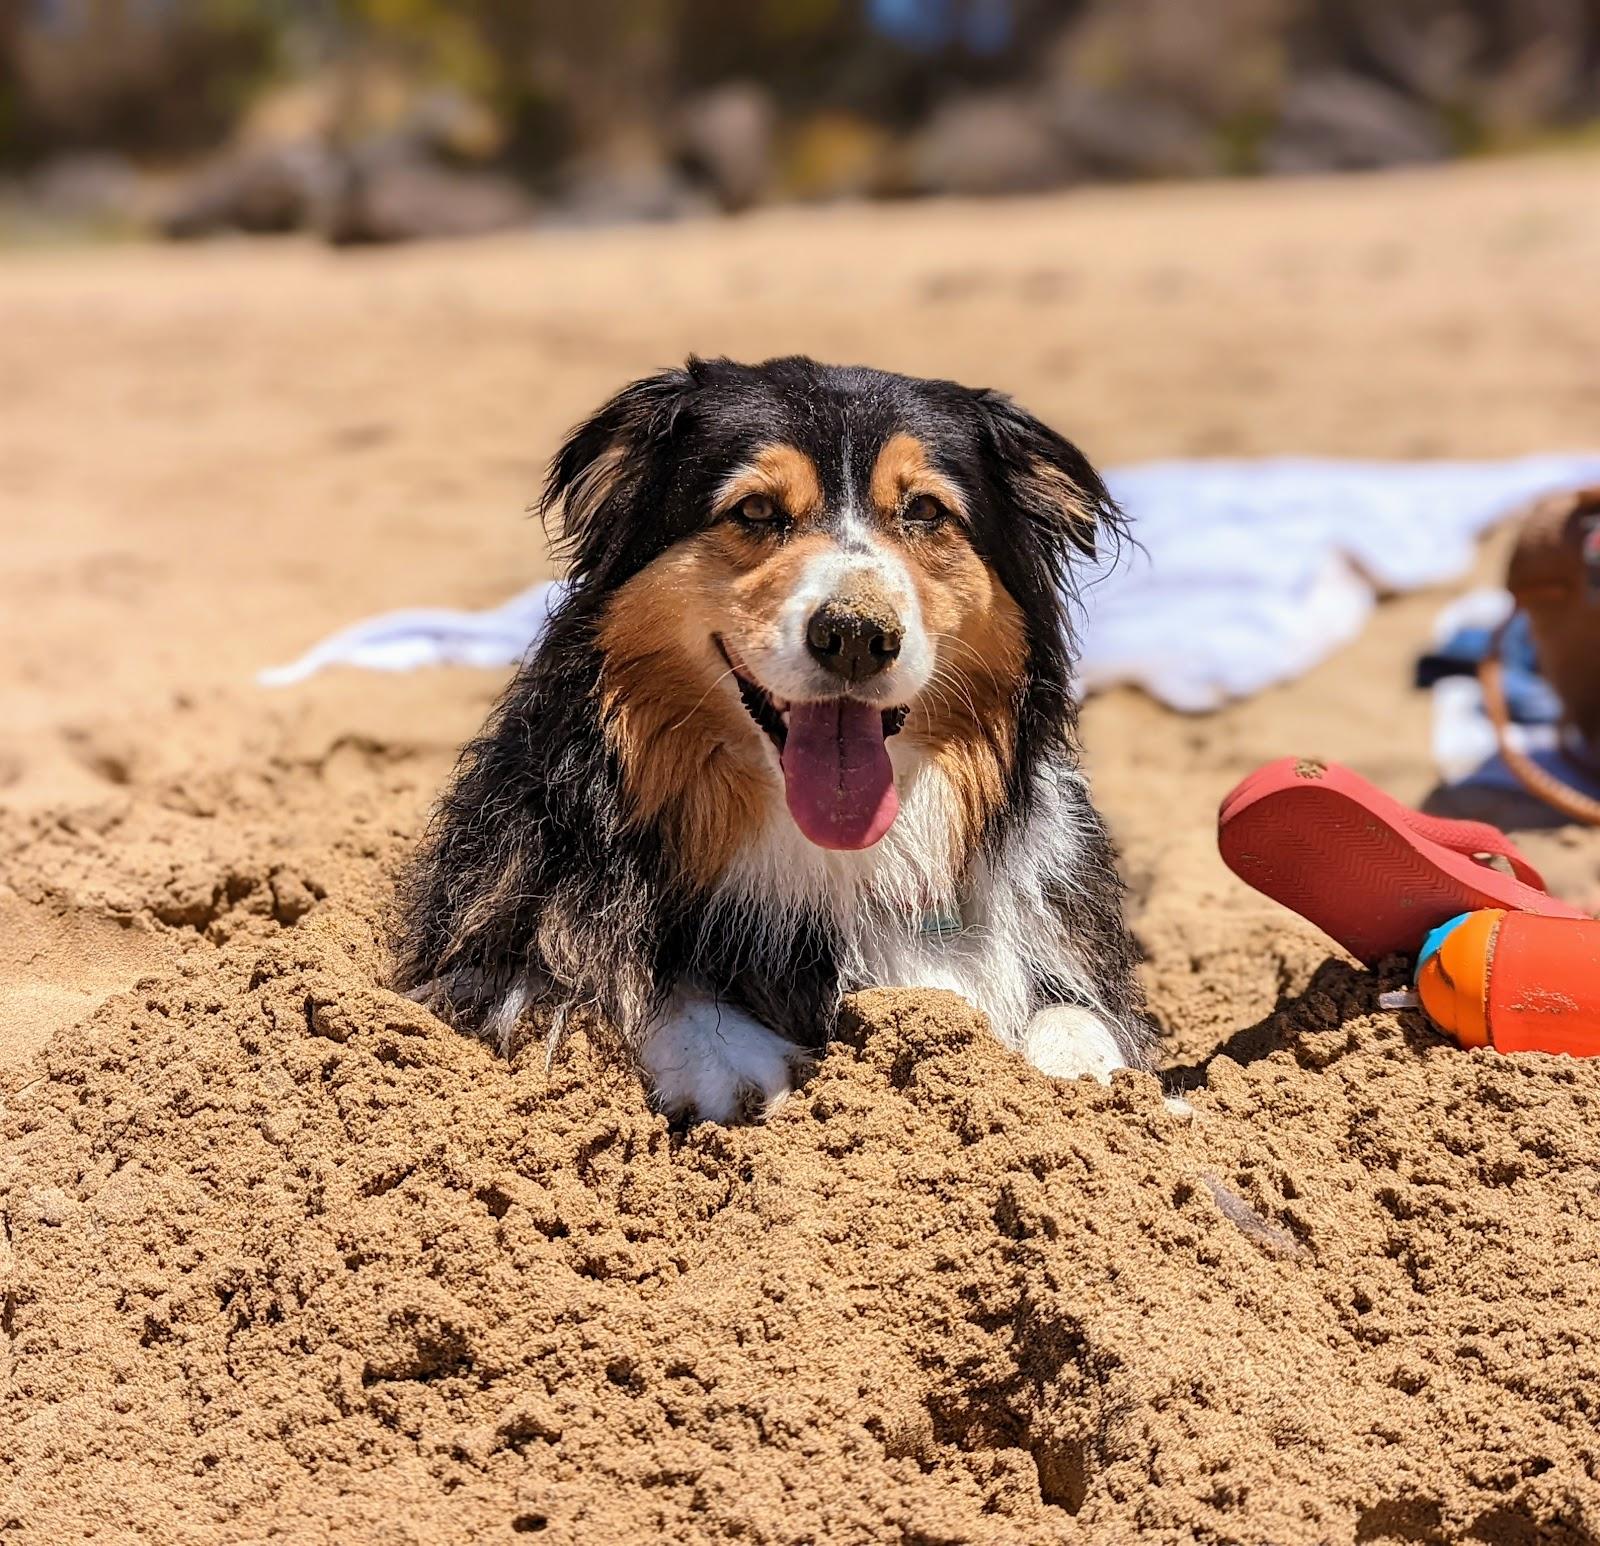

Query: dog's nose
left=806, top=605, right=902, bottom=681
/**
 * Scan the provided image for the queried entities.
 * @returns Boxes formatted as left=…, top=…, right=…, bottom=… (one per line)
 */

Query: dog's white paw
left=639, top=993, right=801, bottom=1124
left=1024, top=1004, right=1128, bottom=1085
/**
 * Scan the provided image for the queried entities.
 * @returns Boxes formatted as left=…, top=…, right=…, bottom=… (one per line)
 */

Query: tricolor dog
left=395, top=356, right=1154, bottom=1121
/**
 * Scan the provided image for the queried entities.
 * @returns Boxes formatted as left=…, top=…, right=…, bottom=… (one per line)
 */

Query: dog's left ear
left=540, top=362, right=704, bottom=586
left=972, top=388, right=1123, bottom=565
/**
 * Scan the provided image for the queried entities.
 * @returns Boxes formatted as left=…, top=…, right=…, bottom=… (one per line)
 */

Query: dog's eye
left=903, top=493, right=947, bottom=528
left=732, top=493, right=781, bottom=527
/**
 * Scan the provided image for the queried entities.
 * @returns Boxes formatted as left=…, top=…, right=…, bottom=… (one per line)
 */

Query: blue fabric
left=1427, top=592, right=1600, bottom=805
left=1417, top=611, right=1565, bottom=724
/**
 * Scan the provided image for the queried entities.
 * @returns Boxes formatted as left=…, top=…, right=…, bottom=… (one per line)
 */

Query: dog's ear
left=540, top=363, right=703, bottom=584
left=971, top=388, right=1124, bottom=568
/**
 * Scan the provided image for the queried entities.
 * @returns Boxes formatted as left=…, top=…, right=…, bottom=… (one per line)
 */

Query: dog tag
left=920, top=907, right=964, bottom=942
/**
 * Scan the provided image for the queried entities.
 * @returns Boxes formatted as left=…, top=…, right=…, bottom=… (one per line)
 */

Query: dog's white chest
left=715, top=753, right=1091, bottom=1048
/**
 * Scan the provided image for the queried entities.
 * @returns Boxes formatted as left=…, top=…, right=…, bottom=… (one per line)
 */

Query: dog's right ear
left=540, top=364, right=703, bottom=587
left=970, top=387, right=1124, bottom=572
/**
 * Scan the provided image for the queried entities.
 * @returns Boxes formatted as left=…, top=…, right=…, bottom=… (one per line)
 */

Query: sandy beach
left=4, top=153, right=1600, bottom=1542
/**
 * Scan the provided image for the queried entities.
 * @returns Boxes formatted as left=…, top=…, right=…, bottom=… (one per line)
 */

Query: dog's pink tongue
left=781, top=699, right=898, bottom=850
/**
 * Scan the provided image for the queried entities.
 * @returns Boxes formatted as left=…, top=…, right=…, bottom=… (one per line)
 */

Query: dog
left=394, top=356, right=1154, bottom=1121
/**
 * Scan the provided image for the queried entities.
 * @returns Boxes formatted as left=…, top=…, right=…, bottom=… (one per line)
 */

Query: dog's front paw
left=640, top=994, right=803, bottom=1124
left=1023, top=1004, right=1128, bottom=1085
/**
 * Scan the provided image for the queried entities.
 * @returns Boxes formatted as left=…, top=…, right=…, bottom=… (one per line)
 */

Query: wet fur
left=393, top=356, right=1154, bottom=1089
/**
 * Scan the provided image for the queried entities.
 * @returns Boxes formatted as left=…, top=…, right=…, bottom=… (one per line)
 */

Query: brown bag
left=1479, top=486, right=1600, bottom=825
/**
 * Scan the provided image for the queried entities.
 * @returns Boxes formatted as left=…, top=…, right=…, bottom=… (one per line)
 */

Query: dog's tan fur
left=868, top=431, right=970, bottom=524
left=714, top=442, right=826, bottom=523
left=869, top=433, right=1028, bottom=849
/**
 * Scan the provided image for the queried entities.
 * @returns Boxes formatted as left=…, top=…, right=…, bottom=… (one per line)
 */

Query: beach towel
left=260, top=453, right=1600, bottom=712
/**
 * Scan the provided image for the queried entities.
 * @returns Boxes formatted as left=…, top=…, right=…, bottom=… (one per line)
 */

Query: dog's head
left=544, top=356, right=1121, bottom=878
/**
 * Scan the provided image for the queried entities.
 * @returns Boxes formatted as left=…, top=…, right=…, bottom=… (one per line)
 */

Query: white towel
left=260, top=454, right=1600, bottom=711
left=257, top=583, right=565, bottom=688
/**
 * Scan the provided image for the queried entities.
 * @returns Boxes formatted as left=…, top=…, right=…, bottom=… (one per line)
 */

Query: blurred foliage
left=2, top=0, right=1599, bottom=206
left=0, top=0, right=1072, bottom=170
left=0, top=0, right=283, bottom=163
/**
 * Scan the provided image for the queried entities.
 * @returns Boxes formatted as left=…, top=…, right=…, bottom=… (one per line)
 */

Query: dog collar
left=920, top=907, right=964, bottom=941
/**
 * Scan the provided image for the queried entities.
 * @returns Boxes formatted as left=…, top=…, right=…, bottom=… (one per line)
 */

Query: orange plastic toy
left=1402, top=909, right=1600, bottom=1058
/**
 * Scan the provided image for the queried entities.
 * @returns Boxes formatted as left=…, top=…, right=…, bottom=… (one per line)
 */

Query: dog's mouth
left=717, top=636, right=908, bottom=851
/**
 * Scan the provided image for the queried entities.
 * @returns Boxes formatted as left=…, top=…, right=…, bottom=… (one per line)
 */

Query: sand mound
left=6, top=874, right=1600, bottom=1542
left=8, top=157, right=1600, bottom=1543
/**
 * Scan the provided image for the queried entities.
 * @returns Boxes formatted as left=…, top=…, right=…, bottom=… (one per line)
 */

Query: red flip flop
left=1218, top=757, right=1587, bottom=963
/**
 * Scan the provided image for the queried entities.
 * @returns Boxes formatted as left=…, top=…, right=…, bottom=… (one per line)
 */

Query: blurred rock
left=400, top=87, right=508, bottom=166
left=1478, top=26, right=1593, bottom=140
left=1371, top=13, right=1472, bottom=102
left=323, top=156, right=534, bottom=246
left=163, top=126, right=534, bottom=245
left=549, top=152, right=714, bottom=227
left=1044, top=88, right=1216, bottom=179
left=1265, top=74, right=1449, bottom=174
left=26, top=154, right=146, bottom=227
left=1053, top=0, right=1290, bottom=123
left=675, top=83, right=774, bottom=212
left=162, top=143, right=335, bottom=238
left=236, top=73, right=504, bottom=163
left=234, top=76, right=340, bottom=151
left=906, top=94, right=1074, bottom=197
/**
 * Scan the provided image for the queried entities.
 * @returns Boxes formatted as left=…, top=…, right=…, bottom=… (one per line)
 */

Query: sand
left=4, top=153, right=1600, bottom=1543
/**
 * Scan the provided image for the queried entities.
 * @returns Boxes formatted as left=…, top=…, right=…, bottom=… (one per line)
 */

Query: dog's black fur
left=393, top=355, right=1150, bottom=1069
